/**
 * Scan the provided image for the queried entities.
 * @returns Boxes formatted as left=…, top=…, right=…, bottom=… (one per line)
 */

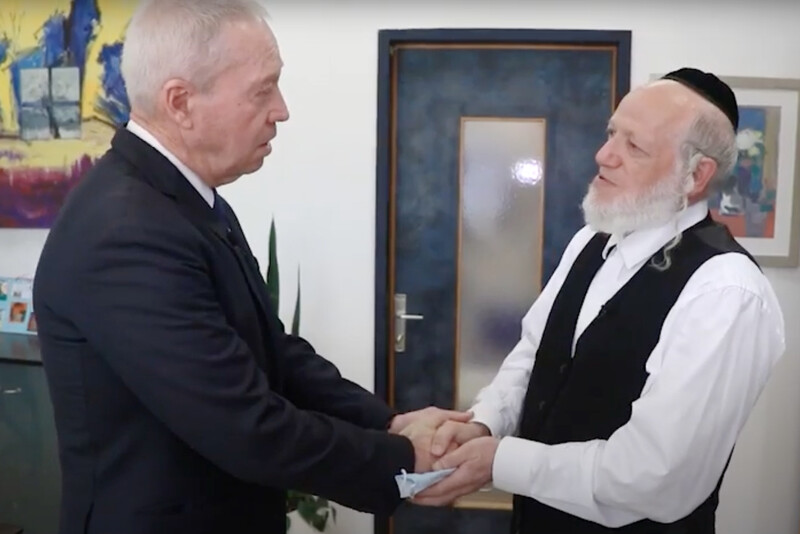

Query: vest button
left=538, top=400, right=546, bottom=411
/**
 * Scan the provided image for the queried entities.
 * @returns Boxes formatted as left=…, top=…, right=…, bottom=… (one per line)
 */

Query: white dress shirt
left=125, top=120, right=215, bottom=208
left=470, top=200, right=786, bottom=527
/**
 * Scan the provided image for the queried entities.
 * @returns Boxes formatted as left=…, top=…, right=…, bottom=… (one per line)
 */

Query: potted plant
left=264, top=220, right=337, bottom=533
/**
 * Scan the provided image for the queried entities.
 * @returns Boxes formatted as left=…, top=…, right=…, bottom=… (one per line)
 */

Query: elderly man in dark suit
left=33, top=2, right=466, bottom=533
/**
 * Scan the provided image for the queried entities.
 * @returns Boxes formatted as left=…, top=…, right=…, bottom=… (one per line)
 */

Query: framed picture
left=714, top=76, right=800, bottom=268
left=0, top=0, right=137, bottom=229
left=653, top=74, right=800, bottom=267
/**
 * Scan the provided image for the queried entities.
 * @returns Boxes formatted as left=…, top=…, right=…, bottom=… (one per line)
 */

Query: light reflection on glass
left=512, top=158, right=543, bottom=186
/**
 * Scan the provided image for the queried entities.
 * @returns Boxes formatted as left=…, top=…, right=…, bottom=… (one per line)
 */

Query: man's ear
left=688, top=155, right=718, bottom=199
left=160, top=78, right=194, bottom=128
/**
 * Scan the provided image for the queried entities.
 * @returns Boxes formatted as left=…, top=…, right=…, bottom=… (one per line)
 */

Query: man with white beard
left=409, top=68, right=786, bottom=534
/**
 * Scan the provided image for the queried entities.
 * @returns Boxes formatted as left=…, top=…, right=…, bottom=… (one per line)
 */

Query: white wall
left=2, top=1, right=799, bottom=533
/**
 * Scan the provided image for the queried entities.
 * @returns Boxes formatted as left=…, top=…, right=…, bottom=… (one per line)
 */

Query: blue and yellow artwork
left=0, top=0, right=135, bottom=228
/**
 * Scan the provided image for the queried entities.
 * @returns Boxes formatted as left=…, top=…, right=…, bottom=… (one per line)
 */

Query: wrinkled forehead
left=611, top=85, right=696, bottom=143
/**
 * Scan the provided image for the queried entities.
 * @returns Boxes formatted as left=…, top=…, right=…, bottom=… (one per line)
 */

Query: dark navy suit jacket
left=33, top=128, right=414, bottom=534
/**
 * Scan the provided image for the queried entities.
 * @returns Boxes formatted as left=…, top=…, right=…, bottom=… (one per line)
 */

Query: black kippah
left=661, top=67, right=739, bottom=131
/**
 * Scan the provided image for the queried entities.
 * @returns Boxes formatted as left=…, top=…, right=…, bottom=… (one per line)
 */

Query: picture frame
left=653, top=74, right=800, bottom=268
left=0, top=1, right=137, bottom=229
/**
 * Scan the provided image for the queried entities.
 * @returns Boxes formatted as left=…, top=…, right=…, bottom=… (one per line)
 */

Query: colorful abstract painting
left=0, top=0, right=134, bottom=228
left=709, top=105, right=780, bottom=238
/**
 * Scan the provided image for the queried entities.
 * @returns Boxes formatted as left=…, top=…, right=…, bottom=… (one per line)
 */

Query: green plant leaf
left=286, top=493, right=335, bottom=532
left=297, top=498, right=329, bottom=532
left=266, top=218, right=279, bottom=312
left=286, top=489, right=301, bottom=513
left=291, top=266, right=301, bottom=336
left=266, top=222, right=335, bottom=530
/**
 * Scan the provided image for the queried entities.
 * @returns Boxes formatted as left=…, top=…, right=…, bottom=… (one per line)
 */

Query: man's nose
left=595, top=138, right=620, bottom=168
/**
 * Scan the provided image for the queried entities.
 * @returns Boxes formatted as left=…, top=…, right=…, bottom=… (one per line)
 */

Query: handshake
left=387, top=407, right=500, bottom=506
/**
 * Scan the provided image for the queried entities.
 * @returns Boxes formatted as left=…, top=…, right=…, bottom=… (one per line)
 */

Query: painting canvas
left=709, top=106, right=780, bottom=239
left=0, top=0, right=135, bottom=228
left=717, top=76, right=800, bottom=267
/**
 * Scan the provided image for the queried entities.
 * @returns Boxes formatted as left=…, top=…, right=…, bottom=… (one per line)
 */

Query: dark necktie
left=212, top=189, right=229, bottom=229
left=213, top=190, right=247, bottom=250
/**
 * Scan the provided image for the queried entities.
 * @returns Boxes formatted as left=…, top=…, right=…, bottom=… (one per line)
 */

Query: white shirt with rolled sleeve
left=469, top=199, right=786, bottom=527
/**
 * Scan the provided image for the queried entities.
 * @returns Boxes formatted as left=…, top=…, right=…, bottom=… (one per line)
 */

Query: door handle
left=394, top=294, right=424, bottom=353
left=2, top=388, right=22, bottom=395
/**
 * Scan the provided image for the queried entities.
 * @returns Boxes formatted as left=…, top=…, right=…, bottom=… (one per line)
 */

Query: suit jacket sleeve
left=226, top=204, right=395, bottom=431
left=58, top=212, right=414, bottom=515
left=276, top=332, right=395, bottom=430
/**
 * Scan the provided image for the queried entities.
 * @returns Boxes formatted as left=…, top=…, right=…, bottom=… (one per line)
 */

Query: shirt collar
left=601, top=200, right=709, bottom=269
left=125, top=119, right=215, bottom=208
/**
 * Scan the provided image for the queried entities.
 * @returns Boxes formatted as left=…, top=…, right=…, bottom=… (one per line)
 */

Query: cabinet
left=0, top=334, right=60, bottom=534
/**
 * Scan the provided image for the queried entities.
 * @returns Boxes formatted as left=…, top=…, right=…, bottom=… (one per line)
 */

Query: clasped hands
left=389, top=407, right=499, bottom=506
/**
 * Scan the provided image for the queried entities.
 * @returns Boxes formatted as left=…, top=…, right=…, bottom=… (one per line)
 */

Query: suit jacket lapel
left=110, top=127, right=280, bottom=371
left=214, top=195, right=284, bottom=337
left=110, top=128, right=229, bottom=241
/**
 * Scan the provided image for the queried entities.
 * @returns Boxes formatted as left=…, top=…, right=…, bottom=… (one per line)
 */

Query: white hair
left=678, top=106, right=739, bottom=195
left=650, top=105, right=738, bottom=270
left=121, top=0, right=269, bottom=115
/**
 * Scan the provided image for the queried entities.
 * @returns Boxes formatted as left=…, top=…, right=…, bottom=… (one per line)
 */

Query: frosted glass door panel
left=457, top=118, right=545, bottom=410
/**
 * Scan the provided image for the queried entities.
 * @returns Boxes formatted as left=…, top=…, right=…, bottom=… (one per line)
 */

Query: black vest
left=513, top=214, right=758, bottom=534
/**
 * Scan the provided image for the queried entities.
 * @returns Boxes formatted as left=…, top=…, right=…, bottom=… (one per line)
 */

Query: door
left=374, top=29, right=630, bottom=534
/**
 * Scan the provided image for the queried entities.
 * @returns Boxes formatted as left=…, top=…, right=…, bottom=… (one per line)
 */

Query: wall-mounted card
left=0, top=277, right=36, bottom=336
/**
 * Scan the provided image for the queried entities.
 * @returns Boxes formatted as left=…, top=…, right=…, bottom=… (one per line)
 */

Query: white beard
left=581, top=170, right=691, bottom=235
